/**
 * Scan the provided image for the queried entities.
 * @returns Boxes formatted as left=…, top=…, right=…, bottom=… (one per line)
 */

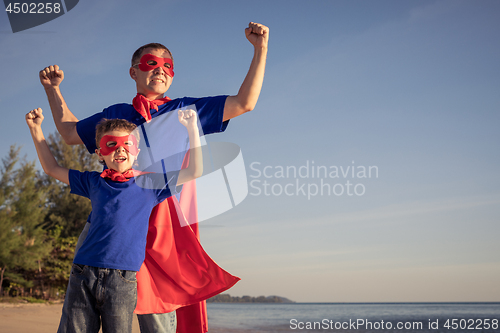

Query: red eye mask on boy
left=99, top=135, right=139, bottom=156
left=137, top=54, right=174, bottom=78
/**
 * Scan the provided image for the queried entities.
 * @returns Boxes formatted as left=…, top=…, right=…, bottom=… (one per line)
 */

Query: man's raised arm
left=223, top=22, right=269, bottom=121
left=40, top=65, right=83, bottom=145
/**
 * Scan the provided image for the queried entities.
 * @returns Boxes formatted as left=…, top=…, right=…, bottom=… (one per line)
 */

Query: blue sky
left=1, top=0, right=499, bottom=302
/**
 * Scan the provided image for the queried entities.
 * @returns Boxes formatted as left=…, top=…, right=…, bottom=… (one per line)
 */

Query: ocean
left=206, top=303, right=500, bottom=332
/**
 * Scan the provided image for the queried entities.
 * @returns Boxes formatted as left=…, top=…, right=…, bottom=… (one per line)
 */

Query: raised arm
left=223, top=22, right=269, bottom=121
left=177, top=109, right=203, bottom=185
left=39, top=65, right=83, bottom=145
left=26, top=108, right=70, bottom=185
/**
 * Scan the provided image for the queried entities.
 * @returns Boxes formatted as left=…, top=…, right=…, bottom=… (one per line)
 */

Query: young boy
left=25, top=107, right=202, bottom=333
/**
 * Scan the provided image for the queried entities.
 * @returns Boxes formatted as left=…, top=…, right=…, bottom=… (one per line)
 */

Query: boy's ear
left=95, top=148, right=104, bottom=160
left=129, top=67, right=137, bottom=80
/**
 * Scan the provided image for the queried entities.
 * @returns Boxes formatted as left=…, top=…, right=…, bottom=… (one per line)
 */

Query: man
left=39, top=22, right=268, bottom=333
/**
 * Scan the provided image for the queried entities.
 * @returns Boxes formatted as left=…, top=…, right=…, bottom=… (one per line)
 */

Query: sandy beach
left=0, top=302, right=138, bottom=333
left=0, top=302, right=254, bottom=333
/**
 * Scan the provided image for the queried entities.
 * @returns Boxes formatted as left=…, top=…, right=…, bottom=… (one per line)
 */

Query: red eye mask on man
left=99, top=135, right=139, bottom=156
left=137, top=54, right=174, bottom=78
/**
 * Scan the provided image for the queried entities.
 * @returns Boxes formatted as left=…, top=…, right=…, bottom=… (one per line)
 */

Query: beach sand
left=0, top=302, right=256, bottom=333
left=0, top=302, right=138, bottom=333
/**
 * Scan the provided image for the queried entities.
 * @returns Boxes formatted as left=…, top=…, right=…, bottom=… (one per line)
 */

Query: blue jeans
left=137, top=312, right=177, bottom=333
left=57, top=264, right=137, bottom=333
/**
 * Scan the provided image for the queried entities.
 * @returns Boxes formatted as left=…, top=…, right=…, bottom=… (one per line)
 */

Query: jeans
left=137, top=312, right=177, bottom=333
left=57, top=264, right=137, bottom=333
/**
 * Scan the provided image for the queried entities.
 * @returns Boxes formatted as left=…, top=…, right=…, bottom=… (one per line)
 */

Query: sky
left=1, top=0, right=500, bottom=303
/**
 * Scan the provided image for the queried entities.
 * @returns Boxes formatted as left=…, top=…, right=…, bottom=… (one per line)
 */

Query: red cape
left=134, top=180, right=240, bottom=332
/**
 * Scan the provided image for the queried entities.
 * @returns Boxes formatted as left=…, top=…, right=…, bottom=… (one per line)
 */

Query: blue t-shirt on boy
left=69, top=170, right=182, bottom=271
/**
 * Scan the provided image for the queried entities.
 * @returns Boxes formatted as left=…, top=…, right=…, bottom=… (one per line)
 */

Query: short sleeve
left=155, top=96, right=229, bottom=136
left=194, top=95, right=230, bottom=135
left=69, top=170, right=94, bottom=199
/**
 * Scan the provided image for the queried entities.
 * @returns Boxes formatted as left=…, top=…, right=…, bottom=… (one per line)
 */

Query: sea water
left=206, top=303, right=500, bottom=332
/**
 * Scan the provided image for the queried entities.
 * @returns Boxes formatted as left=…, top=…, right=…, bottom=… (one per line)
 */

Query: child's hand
left=39, top=65, right=64, bottom=88
left=178, top=109, right=198, bottom=129
left=26, top=108, right=44, bottom=129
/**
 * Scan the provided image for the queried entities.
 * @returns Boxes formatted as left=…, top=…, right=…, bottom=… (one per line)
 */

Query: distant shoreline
left=207, top=294, right=294, bottom=303
left=2, top=297, right=498, bottom=306
left=207, top=301, right=500, bottom=305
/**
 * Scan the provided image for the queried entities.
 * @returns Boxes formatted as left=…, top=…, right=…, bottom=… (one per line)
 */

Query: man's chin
left=147, top=88, right=168, bottom=96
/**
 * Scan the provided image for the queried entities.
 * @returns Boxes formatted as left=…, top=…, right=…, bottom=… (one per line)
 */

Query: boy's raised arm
left=177, top=109, right=203, bottom=185
left=223, top=22, right=269, bottom=121
left=39, top=65, right=84, bottom=145
left=26, top=108, right=70, bottom=185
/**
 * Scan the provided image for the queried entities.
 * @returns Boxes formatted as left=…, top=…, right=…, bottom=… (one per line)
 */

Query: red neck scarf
left=132, top=93, right=172, bottom=123
left=100, top=168, right=138, bottom=182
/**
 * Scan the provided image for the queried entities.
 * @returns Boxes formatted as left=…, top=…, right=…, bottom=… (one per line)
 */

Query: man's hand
left=223, top=22, right=269, bottom=121
left=245, top=22, right=269, bottom=49
left=26, top=107, right=44, bottom=129
left=39, top=65, right=64, bottom=88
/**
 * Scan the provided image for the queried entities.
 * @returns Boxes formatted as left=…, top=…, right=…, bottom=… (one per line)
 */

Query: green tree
left=1, top=134, right=102, bottom=298
left=36, top=226, right=77, bottom=298
left=0, top=146, right=51, bottom=295
left=0, top=148, right=23, bottom=294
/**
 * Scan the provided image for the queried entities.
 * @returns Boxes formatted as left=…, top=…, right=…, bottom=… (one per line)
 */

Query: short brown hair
left=95, top=119, right=139, bottom=148
left=131, top=43, right=174, bottom=67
